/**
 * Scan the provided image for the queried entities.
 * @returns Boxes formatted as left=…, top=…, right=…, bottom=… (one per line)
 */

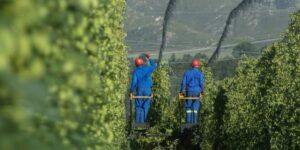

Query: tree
left=194, top=53, right=208, bottom=61
left=211, top=57, right=238, bottom=80
left=232, top=42, right=258, bottom=58
left=182, top=54, right=193, bottom=62
left=169, top=53, right=176, bottom=62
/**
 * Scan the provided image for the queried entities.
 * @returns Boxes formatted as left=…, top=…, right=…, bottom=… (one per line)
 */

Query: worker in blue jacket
left=180, top=59, right=205, bottom=124
left=129, top=53, right=156, bottom=124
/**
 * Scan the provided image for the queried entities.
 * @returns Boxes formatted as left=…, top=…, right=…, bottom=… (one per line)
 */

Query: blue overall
left=181, top=68, right=205, bottom=124
left=130, top=59, right=156, bottom=123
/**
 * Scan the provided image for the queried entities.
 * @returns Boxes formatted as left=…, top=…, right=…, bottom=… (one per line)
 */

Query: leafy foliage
left=200, top=11, right=300, bottom=150
left=0, top=0, right=128, bottom=149
left=177, top=11, right=300, bottom=150
left=196, top=67, right=220, bottom=150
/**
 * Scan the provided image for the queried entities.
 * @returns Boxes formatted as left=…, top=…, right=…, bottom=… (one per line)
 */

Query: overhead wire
left=127, top=37, right=280, bottom=57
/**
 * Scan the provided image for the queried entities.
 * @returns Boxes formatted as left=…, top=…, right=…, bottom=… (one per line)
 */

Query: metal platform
left=180, top=123, right=199, bottom=132
left=132, top=122, right=150, bottom=130
left=128, top=127, right=171, bottom=140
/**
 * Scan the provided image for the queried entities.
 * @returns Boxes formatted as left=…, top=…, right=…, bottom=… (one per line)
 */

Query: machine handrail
left=178, top=93, right=202, bottom=100
left=130, top=94, right=153, bottom=100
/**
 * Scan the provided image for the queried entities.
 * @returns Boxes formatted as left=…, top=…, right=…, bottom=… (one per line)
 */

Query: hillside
left=125, top=0, right=300, bottom=58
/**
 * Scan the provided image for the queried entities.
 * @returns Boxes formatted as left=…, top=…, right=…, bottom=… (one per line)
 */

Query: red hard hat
left=135, top=57, right=144, bottom=66
left=191, top=59, right=200, bottom=68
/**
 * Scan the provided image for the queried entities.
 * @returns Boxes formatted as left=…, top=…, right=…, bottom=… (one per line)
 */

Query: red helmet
left=135, top=57, right=144, bottom=66
left=191, top=59, right=200, bottom=68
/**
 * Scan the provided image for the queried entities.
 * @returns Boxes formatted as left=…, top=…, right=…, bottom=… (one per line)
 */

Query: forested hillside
left=125, top=0, right=299, bottom=54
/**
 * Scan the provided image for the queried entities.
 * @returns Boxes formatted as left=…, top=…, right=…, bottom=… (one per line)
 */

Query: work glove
left=146, top=53, right=151, bottom=59
left=201, top=91, right=205, bottom=97
left=139, top=54, right=149, bottom=65
left=128, top=92, right=132, bottom=98
left=179, top=91, right=184, bottom=97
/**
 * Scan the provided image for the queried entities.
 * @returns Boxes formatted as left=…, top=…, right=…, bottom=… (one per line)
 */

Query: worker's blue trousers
left=185, top=91, right=201, bottom=124
left=135, top=88, right=151, bottom=123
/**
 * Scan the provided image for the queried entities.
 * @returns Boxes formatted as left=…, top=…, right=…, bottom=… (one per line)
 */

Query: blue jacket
left=181, top=68, right=205, bottom=93
left=130, top=59, right=156, bottom=92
